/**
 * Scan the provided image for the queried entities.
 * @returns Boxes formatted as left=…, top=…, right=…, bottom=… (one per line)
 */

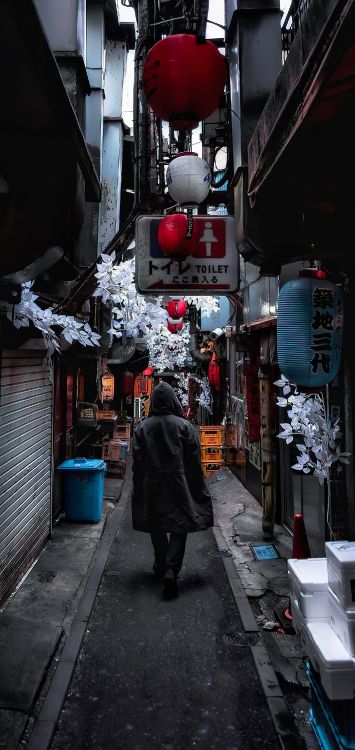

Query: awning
left=0, top=0, right=101, bottom=277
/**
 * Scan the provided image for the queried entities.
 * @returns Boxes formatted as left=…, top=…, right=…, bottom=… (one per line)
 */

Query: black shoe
left=153, top=562, right=166, bottom=578
left=162, top=569, right=178, bottom=600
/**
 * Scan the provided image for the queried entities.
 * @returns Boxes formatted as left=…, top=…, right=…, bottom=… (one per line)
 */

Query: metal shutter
left=0, top=350, right=53, bottom=604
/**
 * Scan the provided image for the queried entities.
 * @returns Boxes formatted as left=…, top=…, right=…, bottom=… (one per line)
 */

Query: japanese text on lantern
left=310, top=287, right=342, bottom=375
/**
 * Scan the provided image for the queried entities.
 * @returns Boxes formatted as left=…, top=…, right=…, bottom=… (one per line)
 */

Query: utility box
left=57, top=457, right=106, bottom=523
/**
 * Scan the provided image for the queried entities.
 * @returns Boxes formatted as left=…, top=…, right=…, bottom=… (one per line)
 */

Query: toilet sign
left=135, top=215, right=238, bottom=295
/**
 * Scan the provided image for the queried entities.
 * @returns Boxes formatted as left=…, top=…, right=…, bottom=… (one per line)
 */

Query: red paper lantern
left=143, top=34, right=227, bottom=130
left=167, top=319, right=183, bottom=334
left=165, top=299, right=187, bottom=319
left=157, top=213, right=199, bottom=259
left=208, top=351, right=221, bottom=391
left=120, top=370, right=134, bottom=396
left=142, top=366, right=154, bottom=376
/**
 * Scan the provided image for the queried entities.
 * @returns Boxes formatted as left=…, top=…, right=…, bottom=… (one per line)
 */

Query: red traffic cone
left=293, top=513, right=311, bottom=559
left=275, top=514, right=311, bottom=632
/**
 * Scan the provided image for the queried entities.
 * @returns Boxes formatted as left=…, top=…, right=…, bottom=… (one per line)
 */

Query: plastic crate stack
left=112, top=423, right=131, bottom=452
left=199, top=426, right=224, bottom=478
left=102, top=423, right=131, bottom=477
left=288, top=543, right=355, bottom=750
left=225, top=425, right=237, bottom=464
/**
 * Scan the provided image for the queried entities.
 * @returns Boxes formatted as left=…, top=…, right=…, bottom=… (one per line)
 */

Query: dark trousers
left=150, top=531, right=187, bottom=576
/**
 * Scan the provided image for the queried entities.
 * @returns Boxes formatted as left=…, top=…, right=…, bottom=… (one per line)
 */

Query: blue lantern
left=277, top=270, right=344, bottom=387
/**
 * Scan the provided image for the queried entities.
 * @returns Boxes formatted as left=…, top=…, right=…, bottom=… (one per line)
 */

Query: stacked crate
left=225, top=425, right=246, bottom=466
left=199, top=426, right=224, bottom=478
left=113, top=423, right=131, bottom=452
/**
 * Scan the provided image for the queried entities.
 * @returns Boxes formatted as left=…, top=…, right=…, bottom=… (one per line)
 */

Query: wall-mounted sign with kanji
left=135, top=215, right=238, bottom=295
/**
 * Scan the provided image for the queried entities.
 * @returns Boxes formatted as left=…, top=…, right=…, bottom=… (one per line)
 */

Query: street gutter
left=213, top=522, right=307, bottom=749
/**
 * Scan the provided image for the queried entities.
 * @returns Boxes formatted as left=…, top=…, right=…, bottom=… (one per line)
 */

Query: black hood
left=148, top=382, right=184, bottom=418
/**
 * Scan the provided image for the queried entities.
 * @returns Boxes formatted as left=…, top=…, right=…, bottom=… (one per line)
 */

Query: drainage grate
left=250, top=544, right=280, bottom=560
left=222, top=632, right=259, bottom=647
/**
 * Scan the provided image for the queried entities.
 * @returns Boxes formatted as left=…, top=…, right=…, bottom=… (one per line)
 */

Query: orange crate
left=199, top=426, right=224, bottom=446
left=201, top=445, right=223, bottom=462
left=202, top=462, right=224, bottom=478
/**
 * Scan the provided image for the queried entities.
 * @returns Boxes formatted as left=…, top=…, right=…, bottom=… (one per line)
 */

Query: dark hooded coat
left=132, top=382, right=214, bottom=533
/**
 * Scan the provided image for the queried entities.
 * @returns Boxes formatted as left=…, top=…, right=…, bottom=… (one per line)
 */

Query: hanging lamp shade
left=142, top=366, right=154, bottom=376
left=167, top=318, right=183, bottom=334
left=277, top=269, right=344, bottom=387
left=166, top=153, right=211, bottom=206
left=165, top=299, right=187, bottom=319
left=158, top=213, right=199, bottom=259
left=119, top=370, right=134, bottom=396
left=142, top=34, right=227, bottom=130
left=101, top=371, right=115, bottom=401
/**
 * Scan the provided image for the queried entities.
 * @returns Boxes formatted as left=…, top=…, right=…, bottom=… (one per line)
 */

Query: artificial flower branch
left=275, top=374, right=350, bottom=486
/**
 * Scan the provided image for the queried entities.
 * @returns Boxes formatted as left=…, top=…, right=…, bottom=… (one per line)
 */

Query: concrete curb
left=212, top=525, right=306, bottom=750
left=26, top=476, right=131, bottom=750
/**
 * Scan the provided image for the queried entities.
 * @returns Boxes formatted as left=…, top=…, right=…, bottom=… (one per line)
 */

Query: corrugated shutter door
left=0, top=350, right=53, bottom=604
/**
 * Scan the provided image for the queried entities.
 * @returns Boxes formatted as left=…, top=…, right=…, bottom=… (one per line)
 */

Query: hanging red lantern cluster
left=165, top=299, right=187, bottom=319
left=164, top=297, right=186, bottom=333
left=167, top=319, right=183, bottom=334
left=157, top=213, right=199, bottom=259
left=143, top=34, right=227, bottom=130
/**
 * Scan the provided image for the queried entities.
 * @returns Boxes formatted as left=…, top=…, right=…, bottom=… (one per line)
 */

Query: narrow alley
left=48, top=475, right=279, bottom=750
left=0, top=465, right=309, bottom=750
left=1, top=1, right=355, bottom=749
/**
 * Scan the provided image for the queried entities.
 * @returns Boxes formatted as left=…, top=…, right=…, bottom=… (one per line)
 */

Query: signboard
left=134, top=376, right=153, bottom=423
left=77, top=402, right=97, bottom=428
left=135, top=215, right=238, bottom=295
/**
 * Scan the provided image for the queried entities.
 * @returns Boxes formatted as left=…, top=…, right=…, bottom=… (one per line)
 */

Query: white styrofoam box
left=329, top=588, right=355, bottom=657
left=288, top=558, right=329, bottom=620
left=291, top=596, right=310, bottom=653
left=307, top=621, right=355, bottom=700
left=326, top=541, right=355, bottom=611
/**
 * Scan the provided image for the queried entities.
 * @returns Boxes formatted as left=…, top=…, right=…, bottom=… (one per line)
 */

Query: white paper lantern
left=166, top=152, right=211, bottom=206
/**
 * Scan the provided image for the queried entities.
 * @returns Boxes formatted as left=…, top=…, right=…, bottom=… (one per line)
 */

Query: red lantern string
left=165, top=299, right=187, bottom=319
left=167, top=319, right=183, bottom=334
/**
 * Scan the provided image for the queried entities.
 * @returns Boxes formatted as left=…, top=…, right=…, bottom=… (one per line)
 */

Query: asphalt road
left=50, top=492, right=279, bottom=750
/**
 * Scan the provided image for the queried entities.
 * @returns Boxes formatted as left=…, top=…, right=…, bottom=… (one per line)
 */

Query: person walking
left=132, top=381, right=214, bottom=600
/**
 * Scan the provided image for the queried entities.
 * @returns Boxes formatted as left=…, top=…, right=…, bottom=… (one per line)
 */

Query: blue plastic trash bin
left=57, top=457, right=107, bottom=523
